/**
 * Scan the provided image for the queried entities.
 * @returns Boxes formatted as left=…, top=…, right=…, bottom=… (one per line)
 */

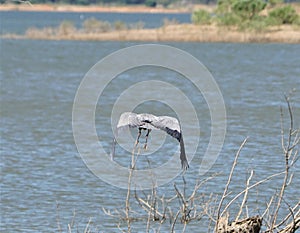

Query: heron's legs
left=144, top=129, right=151, bottom=150
left=135, top=128, right=142, bottom=147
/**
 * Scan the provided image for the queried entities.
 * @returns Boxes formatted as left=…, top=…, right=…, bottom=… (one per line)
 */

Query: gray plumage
left=111, top=112, right=189, bottom=170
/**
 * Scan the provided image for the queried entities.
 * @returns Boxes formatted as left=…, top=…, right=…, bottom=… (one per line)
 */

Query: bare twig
left=84, top=217, right=92, bottom=233
left=188, top=173, right=219, bottom=203
left=271, top=96, right=298, bottom=229
left=125, top=142, right=141, bottom=232
left=146, top=209, right=151, bottom=233
left=278, top=216, right=300, bottom=233
left=56, top=201, right=62, bottom=233
left=235, top=169, right=254, bottom=221
left=68, top=209, right=76, bottom=233
left=182, top=221, right=187, bottom=233
left=269, top=201, right=300, bottom=232
left=134, top=193, right=165, bottom=219
left=222, top=171, right=285, bottom=217
left=216, top=137, right=248, bottom=229
left=170, top=210, right=180, bottom=233
left=125, top=169, right=132, bottom=232
left=261, top=196, right=275, bottom=222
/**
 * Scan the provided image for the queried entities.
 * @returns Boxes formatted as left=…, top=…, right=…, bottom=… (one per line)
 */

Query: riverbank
left=1, top=3, right=299, bottom=43
left=3, top=24, right=300, bottom=43
left=0, top=3, right=212, bottom=13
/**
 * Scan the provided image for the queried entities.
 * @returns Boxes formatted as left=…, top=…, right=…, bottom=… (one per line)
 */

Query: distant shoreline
left=0, top=3, right=201, bottom=13
left=3, top=24, right=300, bottom=44
left=1, top=3, right=299, bottom=44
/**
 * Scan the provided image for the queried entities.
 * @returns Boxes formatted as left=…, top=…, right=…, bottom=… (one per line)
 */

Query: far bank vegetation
left=3, top=0, right=300, bottom=43
left=191, top=0, right=300, bottom=31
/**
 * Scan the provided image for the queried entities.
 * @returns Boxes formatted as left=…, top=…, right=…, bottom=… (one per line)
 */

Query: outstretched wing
left=111, top=112, right=139, bottom=160
left=149, top=116, right=181, bottom=141
left=116, top=112, right=139, bottom=129
left=112, top=113, right=189, bottom=170
left=117, top=112, right=156, bottom=130
left=111, top=112, right=156, bottom=159
left=145, top=116, right=189, bottom=170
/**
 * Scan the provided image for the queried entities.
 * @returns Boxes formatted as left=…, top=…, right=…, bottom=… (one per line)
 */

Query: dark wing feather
left=165, top=127, right=181, bottom=142
left=179, top=137, right=189, bottom=170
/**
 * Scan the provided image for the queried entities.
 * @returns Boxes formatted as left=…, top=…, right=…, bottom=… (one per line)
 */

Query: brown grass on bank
left=3, top=24, right=300, bottom=44
left=1, top=2, right=300, bottom=43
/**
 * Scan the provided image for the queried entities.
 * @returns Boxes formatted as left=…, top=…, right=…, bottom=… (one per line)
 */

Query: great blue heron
left=111, top=112, right=189, bottom=170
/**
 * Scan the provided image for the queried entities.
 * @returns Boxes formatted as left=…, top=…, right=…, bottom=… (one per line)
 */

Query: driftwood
left=217, top=215, right=262, bottom=233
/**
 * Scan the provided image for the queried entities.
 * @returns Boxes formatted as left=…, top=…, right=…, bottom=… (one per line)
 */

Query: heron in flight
left=111, top=112, right=189, bottom=170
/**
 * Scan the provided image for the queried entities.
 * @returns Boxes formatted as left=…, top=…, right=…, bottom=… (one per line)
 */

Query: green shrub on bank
left=191, top=9, right=212, bottom=25
left=145, top=0, right=157, bottom=7
left=239, top=16, right=270, bottom=31
left=196, top=0, right=300, bottom=31
left=216, top=12, right=241, bottom=26
left=269, top=5, right=299, bottom=25
left=268, top=0, right=283, bottom=7
left=208, top=0, right=267, bottom=28
left=231, top=0, right=266, bottom=20
left=216, top=0, right=236, bottom=15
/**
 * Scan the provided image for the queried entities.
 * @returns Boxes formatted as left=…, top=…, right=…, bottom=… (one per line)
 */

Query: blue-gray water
left=1, top=12, right=300, bottom=233
left=0, top=11, right=190, bottom=34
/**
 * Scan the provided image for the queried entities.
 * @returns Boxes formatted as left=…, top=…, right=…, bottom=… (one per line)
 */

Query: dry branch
left=270, top=96, right=299, bottom=231
left=216, top=137, right=248, bottom=230
left=278, top=216, right=300, bottom=233
left=101, top=95, right=299, bottom=233
left=235, top=169, right=254, bottom=221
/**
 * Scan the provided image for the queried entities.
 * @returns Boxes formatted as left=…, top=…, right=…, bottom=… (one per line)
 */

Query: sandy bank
left=3, top=24, right=300, bottom=44
left=1, top=3, right=299, bottom=43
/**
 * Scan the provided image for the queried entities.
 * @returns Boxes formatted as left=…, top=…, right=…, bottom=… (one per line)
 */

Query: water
left=1, top=12, right=300, bottom=232
left=0, top=11, right=191, bottom=34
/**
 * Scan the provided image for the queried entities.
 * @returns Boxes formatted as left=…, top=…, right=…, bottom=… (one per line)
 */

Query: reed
left=11, top=20, right=300, bottom=43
